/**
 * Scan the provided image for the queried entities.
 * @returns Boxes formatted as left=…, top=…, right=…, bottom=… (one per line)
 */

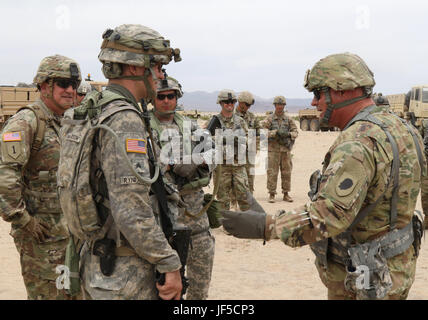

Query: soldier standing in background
left=149, top=76, right=215, bottom=300
left=222, top=52, right=427, bottom=300
left=76, top=79, right=92, bottom=104
left=215, top=89, right=250, bottom=211
left=0, top=54, right=81, bottom=299
left=418, top=119, right=428, bottom=228
left=262, top=96, right=298, bottom=203
left=234, top=91, right=260, bottom=194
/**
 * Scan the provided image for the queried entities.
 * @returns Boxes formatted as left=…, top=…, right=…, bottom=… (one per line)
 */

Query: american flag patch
left=126, top=139, right=146, bottom=154
left=3, top=132, right=22, bottom=142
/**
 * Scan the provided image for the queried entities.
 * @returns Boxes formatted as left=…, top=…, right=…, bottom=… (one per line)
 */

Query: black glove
left=221, top=192, right=267, bottom=239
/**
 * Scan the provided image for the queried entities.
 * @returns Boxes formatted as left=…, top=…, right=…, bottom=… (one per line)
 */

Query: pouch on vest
left=344, top=240, right=392, bottom=300
left=203, top=193, right=222, bottom=229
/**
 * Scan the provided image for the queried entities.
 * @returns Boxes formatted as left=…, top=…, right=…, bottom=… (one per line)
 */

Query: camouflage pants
left=81, top=247, right=158, bottom=300
left=267, top=150, right=292, bottom=195
left=215, top=164, right=250, bottom=211
left=230, top=163, right=254, bottom=208
left=185, top=231, right=215, bottom=300
left=13, top=237, right=72, bottom=300
left=314, top=246, right=417, bottom=300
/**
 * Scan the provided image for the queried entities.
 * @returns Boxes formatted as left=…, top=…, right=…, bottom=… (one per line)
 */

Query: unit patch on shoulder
left=126, top=139, right=146, bottom=154
left=3, top=132, right=22, bottom=142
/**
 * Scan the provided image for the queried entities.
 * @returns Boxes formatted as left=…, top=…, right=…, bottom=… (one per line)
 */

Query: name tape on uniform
left=126, top=139, right=146, bottom=154
left=3, top=132, right=22, bottom=142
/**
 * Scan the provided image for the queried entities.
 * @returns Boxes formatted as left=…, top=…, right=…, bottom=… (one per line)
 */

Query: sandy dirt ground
left=1, top=119, right=428, bottom=300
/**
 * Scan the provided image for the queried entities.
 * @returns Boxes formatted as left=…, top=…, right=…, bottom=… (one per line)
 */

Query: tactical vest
left=149, top=111, right=210, bottom=191
left=310, top=107, right=424, bottom=270
left=268, top=113, right=293, bottom=149
left=18, top=101, right=62, bottom=214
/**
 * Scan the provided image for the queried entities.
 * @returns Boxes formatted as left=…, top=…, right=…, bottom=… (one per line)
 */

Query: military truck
left=298, top=108, right=322, bottom=131
left=0, top=85, right=39, bottom=127
left=387, top=84, right=428, bottom=128
left=0, top=78, right=107, bottom=128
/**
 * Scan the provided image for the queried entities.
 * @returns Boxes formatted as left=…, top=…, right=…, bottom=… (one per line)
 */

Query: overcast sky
left=1, top=0, right=427, bottom=99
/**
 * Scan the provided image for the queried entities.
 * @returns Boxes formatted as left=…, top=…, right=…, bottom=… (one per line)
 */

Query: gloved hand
left=173, top=163, right=198, bottom=180
left=221, top=210, right=266, bottom=239
left=22, top=216, right=50, bottom=243
left=166, top=192, right=187, bottom=208
left=221, top=192, right=267, bottom=239
left=276, top=128, right=290, bottom=139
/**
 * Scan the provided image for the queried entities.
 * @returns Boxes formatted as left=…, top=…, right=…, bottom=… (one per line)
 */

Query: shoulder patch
left=126, top=139, right=146, bottom=154
left=3, top=132, right=22, bottom=142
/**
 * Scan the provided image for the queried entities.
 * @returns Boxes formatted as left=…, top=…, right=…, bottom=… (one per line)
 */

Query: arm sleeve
left=99, top=110, right=181, bottom=273
left=271, top=139, right=377, bottom=247
left=0, top=110, right=36, bottom=227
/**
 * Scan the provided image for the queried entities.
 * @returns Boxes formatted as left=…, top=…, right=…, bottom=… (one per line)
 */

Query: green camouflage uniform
left=269, top=105, right=426, bottom=299
left=215, top=113, right=250, bottom=211
left=149, top=110, right=215, bottom=300
left=234, top=109, right=260, bottom=192
left=0, top=100, right=71, bottom=300
left=261, top=112, right=298, bottom=195
left=80, top=85, right=181, bottom=300
left=418, top=119, right=428, bottom=228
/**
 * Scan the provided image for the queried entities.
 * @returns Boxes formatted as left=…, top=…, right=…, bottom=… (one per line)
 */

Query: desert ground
left=1, top=116, right=428, bottom=300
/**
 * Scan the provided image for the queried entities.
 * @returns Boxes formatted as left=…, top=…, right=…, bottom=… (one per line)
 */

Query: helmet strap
left=321, top=87, right=371, bottom=126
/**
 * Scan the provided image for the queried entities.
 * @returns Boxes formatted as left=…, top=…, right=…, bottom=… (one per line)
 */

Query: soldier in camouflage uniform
left=149, top=76, right=215, bottom=300
left=214, top=89, right=250, bottom=211
left=0, top=55, right=81, bottom=299
left=262, top=96, right=298, bottom=203
left=79, top=24, right=183, bottom=300
left=234, top=91, right=260, bottom=193
left=222, top=52, right=427, bottom=300
left=76, top=79, right=92, bottom=104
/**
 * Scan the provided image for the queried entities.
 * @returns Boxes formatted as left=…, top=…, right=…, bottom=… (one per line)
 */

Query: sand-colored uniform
left=215, top=113, right=250, bottom=211
left=261, top=112, right=298, bottom=195
left=268, top=106, right=426, bottom=300
left=149, top=111, right=215, bottom=300
left=79, top=86, right=181, bottom=300
left=0, top=100, right=71, bottom=300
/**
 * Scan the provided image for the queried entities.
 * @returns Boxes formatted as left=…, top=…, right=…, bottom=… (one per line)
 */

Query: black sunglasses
left=313, top=87, right=329, bottom=100
left=77, top=93, right=86, bottom=97
left=222, top=99, right=236, bottom=105
left=157, top=93, right=176, bottom=100
left=54, top=78, right=78, bottom=90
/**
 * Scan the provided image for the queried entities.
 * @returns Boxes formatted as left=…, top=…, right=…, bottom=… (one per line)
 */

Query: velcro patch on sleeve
left=3, top=132, right=22, bottom=142
left=126, top=139, right=146, bottom=154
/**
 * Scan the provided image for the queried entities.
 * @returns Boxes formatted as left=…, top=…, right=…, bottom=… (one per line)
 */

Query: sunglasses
left=54, top=78, right=78, bottom=90
left=313, top=87, right=329, bottom=100
left=77, top=93, right=86, bottom=97
left=222, top=99, right=236, bottom=105
left=157, top=93, right=176, bottom=100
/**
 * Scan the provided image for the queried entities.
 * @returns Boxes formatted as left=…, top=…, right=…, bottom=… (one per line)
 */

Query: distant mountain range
left=179, top=91, right=313, bottom=113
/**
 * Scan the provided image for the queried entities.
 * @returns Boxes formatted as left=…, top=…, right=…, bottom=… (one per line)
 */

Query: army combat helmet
left=77, top=79, right=92, bottom=95
left=238, top=91, right=255, bottom=106
left=217, top=89, right=237, bottom=104
left=273, top=96, right=286, bottom=105
left=303, top=52, right=375, bottom=126
left=33, top=54, right=81, bottom=98
left=98, top=24, right=181, bottom=102
left=155, top=76, right=183, bottom=116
